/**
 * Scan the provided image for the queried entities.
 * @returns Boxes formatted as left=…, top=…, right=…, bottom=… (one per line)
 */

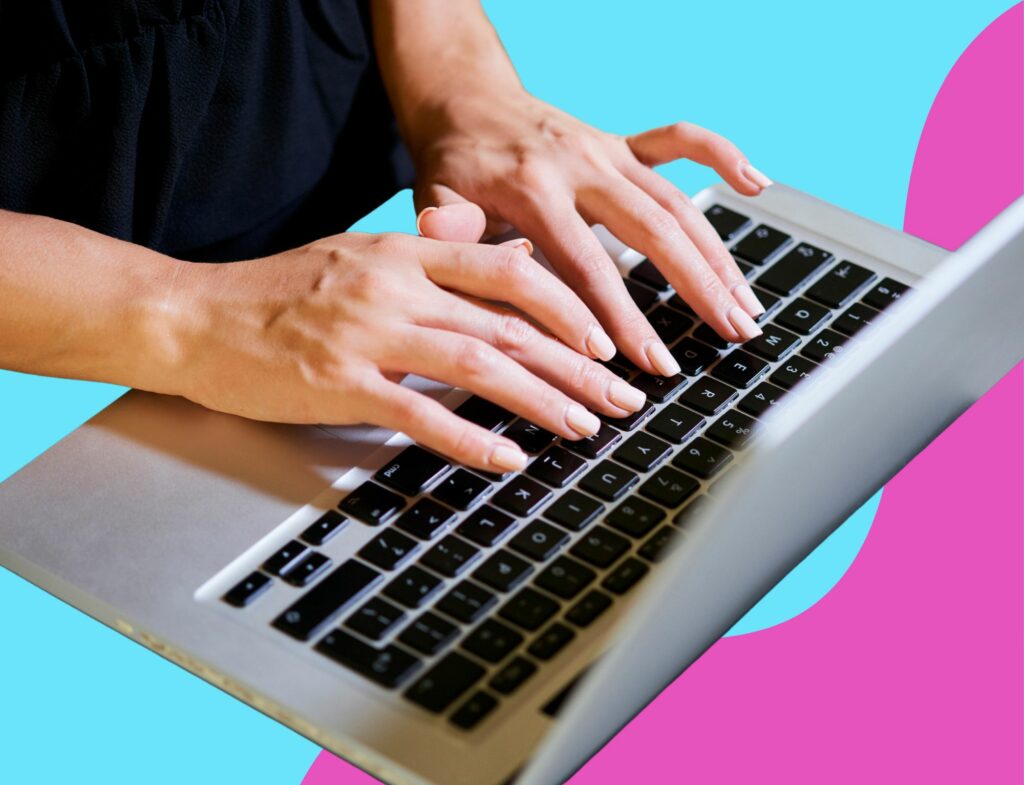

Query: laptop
left=1, top=183, right=1021, bottom=785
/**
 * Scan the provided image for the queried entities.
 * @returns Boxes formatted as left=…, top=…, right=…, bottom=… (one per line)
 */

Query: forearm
left=0, top=210, right=187, bottom=392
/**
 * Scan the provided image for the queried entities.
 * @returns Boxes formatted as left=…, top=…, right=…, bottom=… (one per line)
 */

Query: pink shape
left=305, top=7, right=1024, bottom=783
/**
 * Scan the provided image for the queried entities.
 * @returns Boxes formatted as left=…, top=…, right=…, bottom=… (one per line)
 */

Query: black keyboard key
left=503, top=419, right=557, bottom=454
left=395, top=498, right=456, bottom=540
left=602, top=558, right=650, bottom=595
left=462, top=618, right=523, bottom=663
left=272, top=560, right=382, bottom=641
left=693, top=322, right=735, bottom=351
left=731, top=223, right=792, bottom=265
left=282, top=552, right=333, bottom=587
left=453, top=395, right=514, bottom=432
left=222, top=571, right=272, bottom=608
left=509, top=521, right=569, bottom=561
left=613, top=431, right=672, bottom=472
left=357, top=529, right=420, bottom=571
left=473, top=551, right=534, bottom=593
left=752, top=287, right=782, bottom=323
left=666, top=293, right=696, bottom=316
left=263, top=540, right=308, bottom=576
left=374, top=446, right=450, bottom=496
left=629, top=258, right=670, bottom=291
left=433, top=469, right=492, bottom=511
left=489, top=656, right=537, bottom=695
left=736, top=259, right=756, bottom=278
left=527, top=446, right=587, bottom=488
left=436, top=581, right=497, bottom=624
left=645, top=403, right=705, bottom=444
left=570, top=526, right=630, bottom=568
left=639, top=466, right=700, bottom=508
left=499, top=587, right=560, bottom=631
left=450, top=690, right=498, bottom=730
left=578, top=460, right=639, bottom=501
left=671, top=337, right=719, bottom=376
left=340, top=482, right=406, bottom=526
left=706, top=411, right=758, bottom=449
left=398, top=611, right=459, bottom=656
left=527, top=622, right=576, bottom=661
left=862, top=277, right=910, bottom=310
left=599, top=402, right=655, bottom=432
left=624, top=278, right=660, bottom=311
left=770, top=355, right=819, bottom=390
left=802, top=328, right=848, bottom=363
left=805, top=261, right=876, bottom=308
left=420, top=535, right=481, bottom=577
left=456, top=505, right=517, bottom=547
left=679, top=377, right=738, bottom=416
left=493, top=475, right=552, bottom=517
left=738, top=382, right=785, bottom=418
left=647, top=305, right=693, bottom=342
left=565, top=590, right=613, bottom=628
left=345, top=597, right=406, bottom=640
left=833, top=302, right=880, bottom=337
left=300, top=511, right=348, bottom=547
left=704, top=204, right=751, bottom=240
left=673, top=437, right=733, bottom=478
left=745, top=324, right=800, bottom=362
left=535, top=556, right=597, bottom=599
left=711, top=350, right=769, bottom=389
left=543, top=489, right=605, bottom=532
left=383, top=566, right=444, bottom=609
left=606, top=497, right=666, bottom=538
left=638, top=526, right=678, bottom=563
left=757, top=243, right=834, bottom=296
left=775, top=298, right=831, bottom=335
left=405, top=652, right=485, bottom=713
left=563, top=422, right=622, bottom=459
left=629, top=372, right=687, bottom=404
left=315, top=629, right=421, bottom=688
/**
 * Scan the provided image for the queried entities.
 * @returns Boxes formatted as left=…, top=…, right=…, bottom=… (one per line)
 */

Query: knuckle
left=347, top=268, right=388, bottom=301
left=456, top=340, right=497, bottom=378
left=494, top=312, right=535, bottom=354
left=567, top=356, right=600, bottom=395
left=496, top=246, right=532, bottom=284
left=511, top=156, right=551, bottom=192
left=367, top=231, right=408, bottom=256
left=636, top=203, right=678, bottom=239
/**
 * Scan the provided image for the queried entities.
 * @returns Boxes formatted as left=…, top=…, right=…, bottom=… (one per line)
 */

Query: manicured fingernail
left=566, top=404, right=601, bottom=437
left=731, top=282, right=766, bottom=317
left=609, top=380, right=647, bottom=412
left=741, top=163, right=773, bottom=190
left=490, top=444, right=528, bottom=472
left=728, top=306, right=763, bottom=341
left=646, top=342, right=682, bottom=376
left=586, top=325, right=616, bottom=361
left=415, top=206, right=437, bottom=236
left=511, top=238, right=534, bottom=255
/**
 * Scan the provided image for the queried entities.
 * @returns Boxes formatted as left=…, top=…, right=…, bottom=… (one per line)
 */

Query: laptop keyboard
left=219, top=203, right=912, bottom=731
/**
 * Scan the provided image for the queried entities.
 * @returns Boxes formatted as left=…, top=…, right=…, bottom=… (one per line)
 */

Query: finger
left=619, top=159, right=765, bottom=319
left=419, top=293, right=647, bottom=417
left=625, top=121, right=772, bottom=195
left=505, top=196, right=677, bottom=376
left=364, top=376, right=528, bottom=473
left=577, top=175, right=762, bottom=343
left=414, top=183, right=488, bottom=243
left=381, top=326, right=604, bottom=442
left=419, top=237, right=617, bottom=361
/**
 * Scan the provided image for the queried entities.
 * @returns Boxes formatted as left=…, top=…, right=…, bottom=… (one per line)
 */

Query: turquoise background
left=0, top=2, right=1013, bottom=782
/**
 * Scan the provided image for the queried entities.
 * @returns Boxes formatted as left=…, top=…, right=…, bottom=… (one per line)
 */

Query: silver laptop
left=2, top=184, right=1021, bottom=785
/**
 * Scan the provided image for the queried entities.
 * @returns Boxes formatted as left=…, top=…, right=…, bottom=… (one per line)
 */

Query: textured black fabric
left=0, top=0, right=414, bottom=261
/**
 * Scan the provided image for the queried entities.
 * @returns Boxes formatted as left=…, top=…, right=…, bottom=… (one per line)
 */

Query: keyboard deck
left=212, top=203, right=912, bottom=733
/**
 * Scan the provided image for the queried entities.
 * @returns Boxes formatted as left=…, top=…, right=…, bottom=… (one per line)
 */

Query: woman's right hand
left=165, top=232, right=649, bottom=473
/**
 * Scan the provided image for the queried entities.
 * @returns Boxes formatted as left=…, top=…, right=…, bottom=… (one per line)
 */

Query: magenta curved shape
left=304, top=6, right=1024, bottom=782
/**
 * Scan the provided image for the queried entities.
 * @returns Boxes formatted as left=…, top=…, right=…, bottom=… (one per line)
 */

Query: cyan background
left=0, top=2, right=1013, bottom=782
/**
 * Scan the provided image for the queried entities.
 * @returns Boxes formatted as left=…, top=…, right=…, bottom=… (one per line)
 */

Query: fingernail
left=490, top=444, right=528, bottom=472
left=511, top=238, right=534, bottom=255
left=566, top=404, right=601, bottom=437
left=586, top=325, right=616, bottom=361
left=728, top=306, right=763, bottom=341
left=646, top=342, right=682, bottom=376
left=609, top=379, right=647, bottom=412
left=415, top=206, right=438, bottom=236
left=741, top=163, right=773, bottom=190
left=731, top=282, right=766, bottom=317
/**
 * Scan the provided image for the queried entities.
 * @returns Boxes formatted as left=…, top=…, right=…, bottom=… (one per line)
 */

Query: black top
left=0, top=0, right=414, bottom=261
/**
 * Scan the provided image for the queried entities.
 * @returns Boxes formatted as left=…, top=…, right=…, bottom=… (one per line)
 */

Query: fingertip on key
left=490, top=444, right=528, bottom=473
left=586, top=325, right=617, bottom=361
left=727, top=306, right=763, bottom=342
left=646, top=341, right=682, bottom=377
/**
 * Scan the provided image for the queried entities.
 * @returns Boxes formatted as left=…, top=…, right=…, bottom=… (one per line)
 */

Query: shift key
left=273, top=559, right=382, bottom=641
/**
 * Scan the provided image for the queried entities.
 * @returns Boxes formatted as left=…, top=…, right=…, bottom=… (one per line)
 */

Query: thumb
left=414, top=183, right=488, bottom=243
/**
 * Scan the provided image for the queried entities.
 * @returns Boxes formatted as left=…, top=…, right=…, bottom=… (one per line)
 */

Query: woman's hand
left=168, top=232, right=648, bottom=472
